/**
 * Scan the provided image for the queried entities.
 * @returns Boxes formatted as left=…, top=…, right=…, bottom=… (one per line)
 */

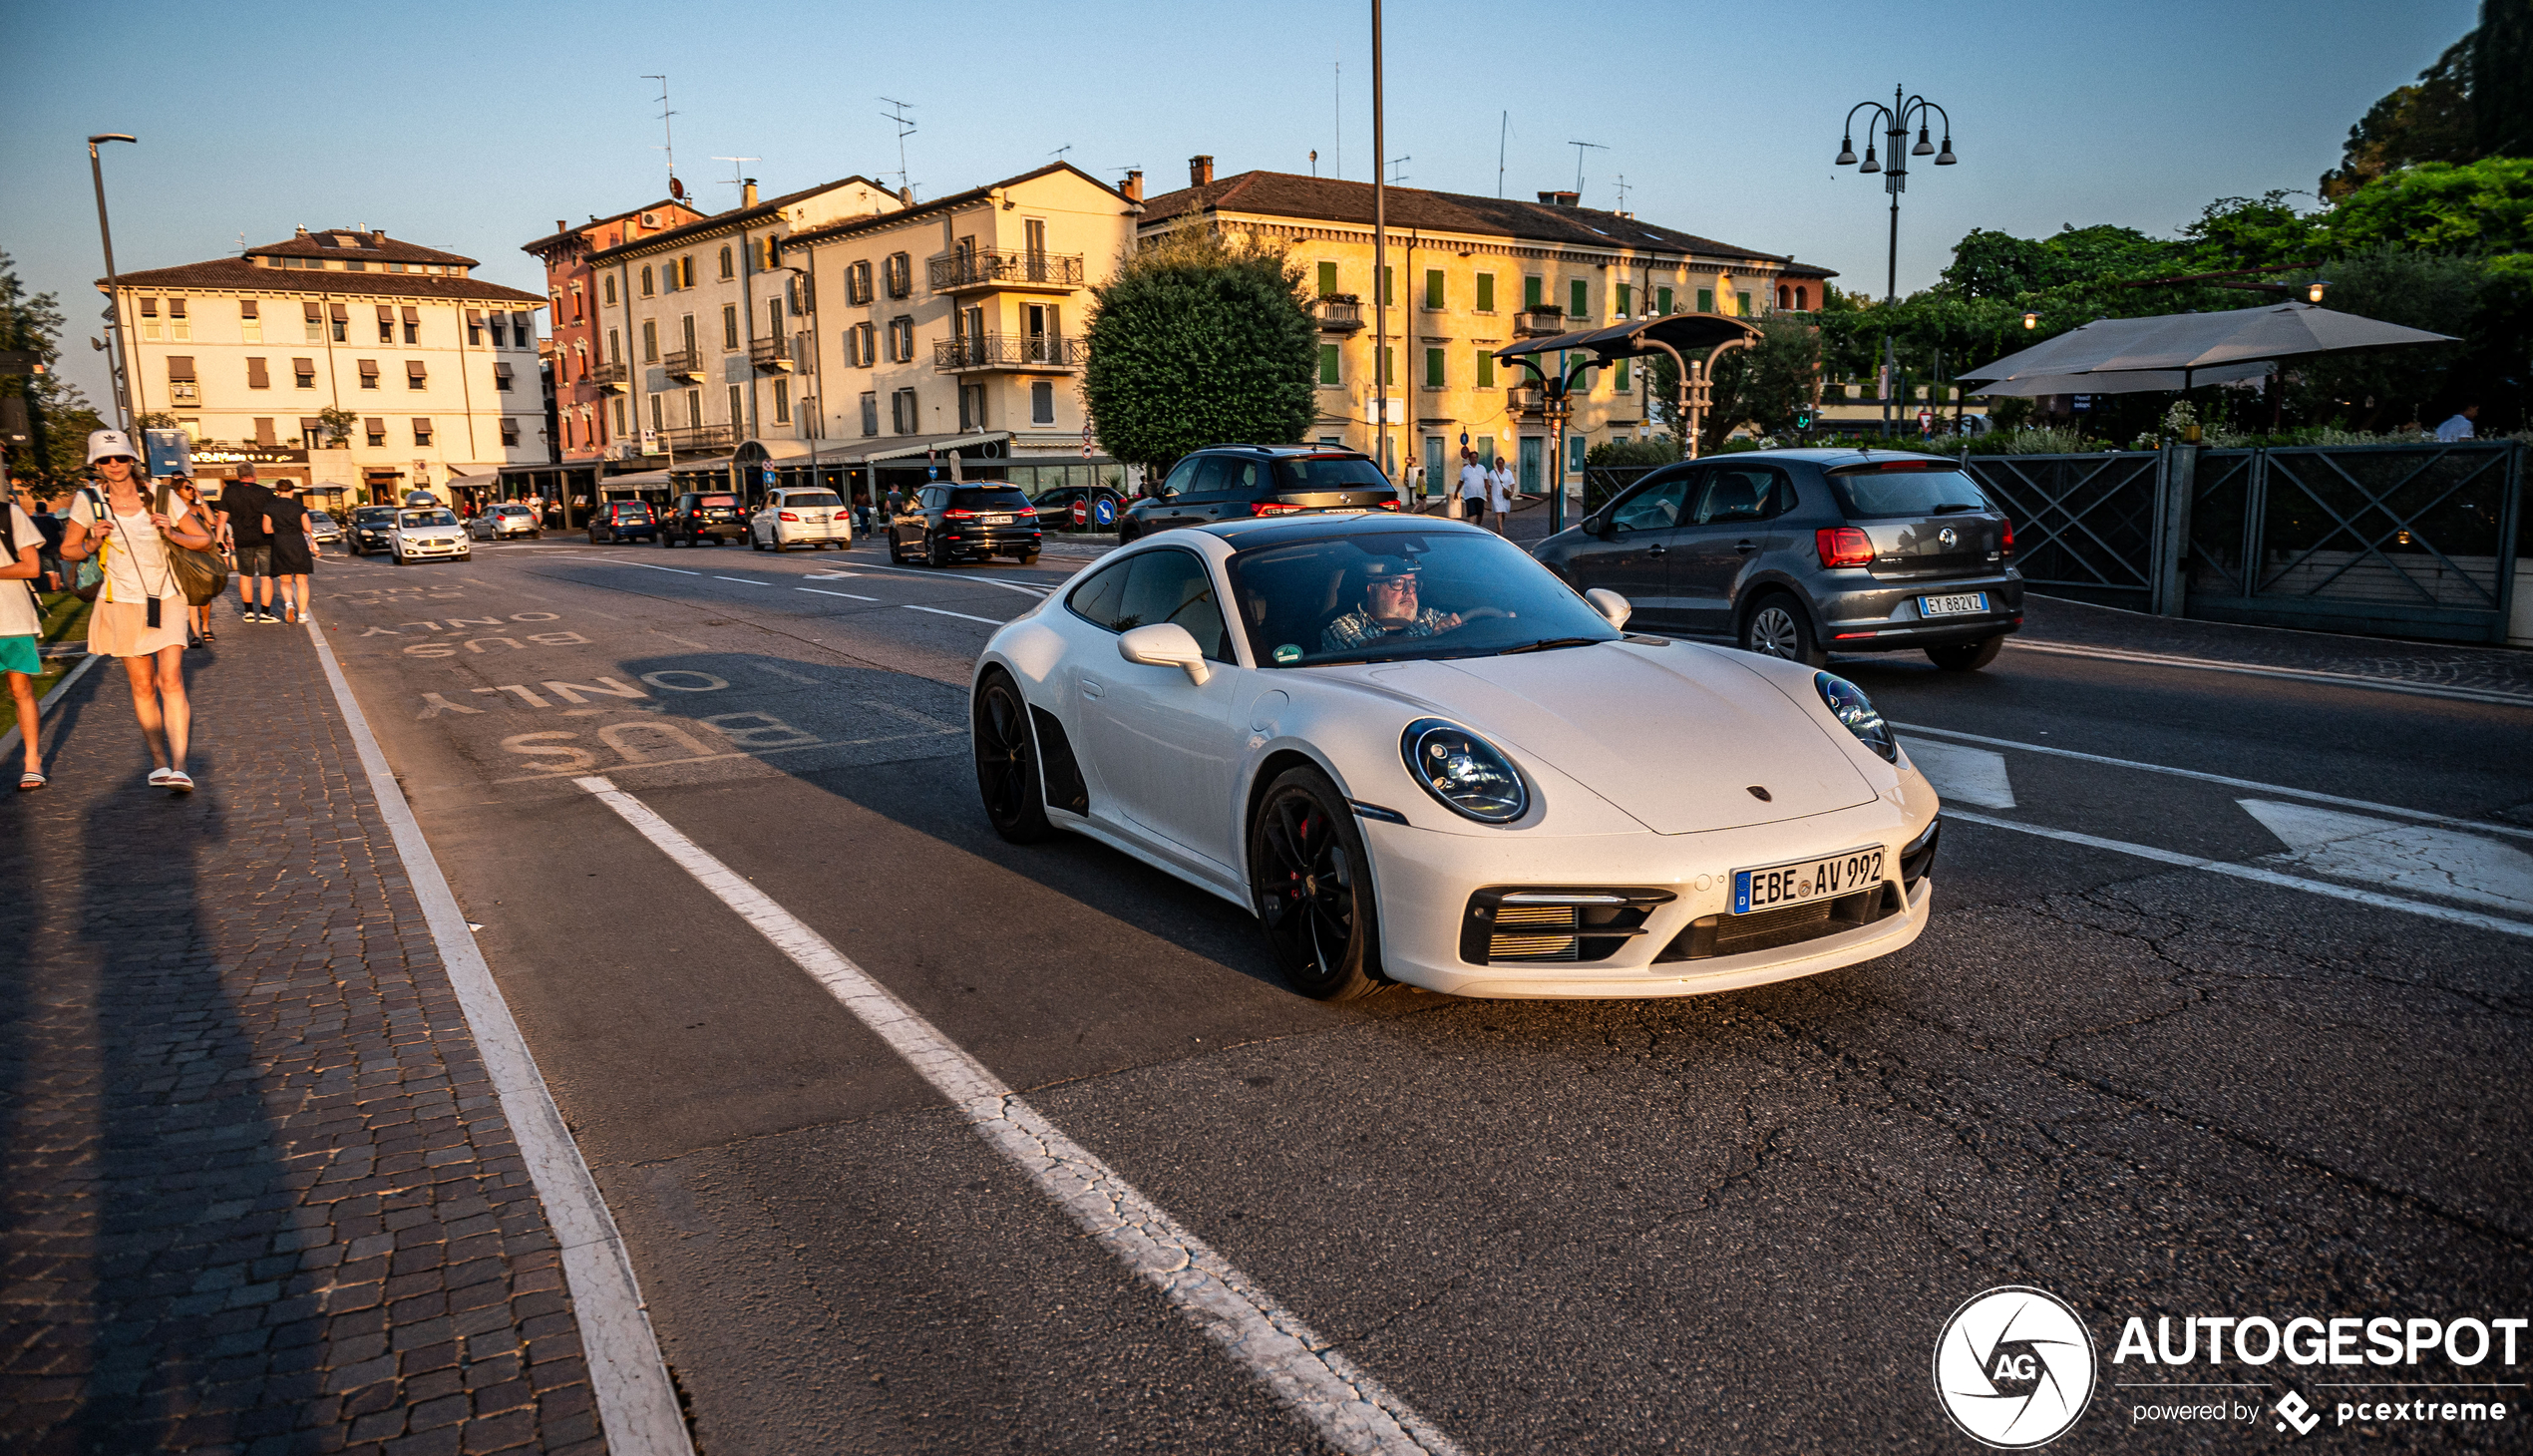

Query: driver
left=1321, top=559, right=1463, bottom=651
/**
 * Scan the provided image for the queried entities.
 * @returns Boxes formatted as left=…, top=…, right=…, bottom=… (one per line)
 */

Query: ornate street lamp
left=1832, top=87, right=1956, bottom=436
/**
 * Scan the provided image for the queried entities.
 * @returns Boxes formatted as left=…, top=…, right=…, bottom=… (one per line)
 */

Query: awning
left=358, top=359, right=381, bottom=378
left=494, top=362, right=514, bottom=381
left=406, top=361, right=428, bottom=380
left=598, top=469, right=674, bottom=491
left=669, top=456, right=734, bottom=474
left=167, top=356, right=195, bottom=381
left=240, top=299, right=258, bottom=318
left=444, top=472, right=502, bottom=493
left=329, top=303, right=349, bottom=322
left=376, top=304, right=394, bottom=322
left=1494, top=312, right=1760, bottom=365
left=401, top=306, right=420, bottom=324
left=304, top=302, right=323, bottom=321
left=1971, top=363, right=2274, bottom=398
left=1960, top=302, right=2456, bottom=389
left=293, top=357, right=315, bottom=373
left=299, top=416, right=321, bottom=430
left=363, top=417, right=384, bottom=431
left=858, top=430, right=1011, bottom=464
left=467, top=309, right=485, bottom=325
left=732, top=437, right=820, bottom=465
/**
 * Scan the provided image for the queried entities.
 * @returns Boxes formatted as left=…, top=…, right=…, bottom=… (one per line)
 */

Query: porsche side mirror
left=1585, top=588, right=1631, bottom=630
left=1119, top=622, right=1212, bottom=685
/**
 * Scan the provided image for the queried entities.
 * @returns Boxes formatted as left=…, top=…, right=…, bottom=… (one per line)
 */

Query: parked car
left=389, top=508, right=471, bottom=564
left=967, top=512, right=1940, bottom=1001
left=307, top=510, right=343, bottom=546
left=658, top=491, right=747, bottom=547
left=1030, top=484, right=1126, bottom=533
left=889, top=484, right=1040, bottom=566
left=347, top=505, right=400, bottom=555
left=751, top=488, right=853, bottom=550
left=1116, top=446, right=1401, bottom=543
left=1532, top=448, right=2023, bottom=670
left=588, top=500, right=658, bottom=545
left=466, top=503, right=543, bottom=542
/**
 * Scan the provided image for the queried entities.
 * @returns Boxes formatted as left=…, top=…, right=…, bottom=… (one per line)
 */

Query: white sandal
left=147, top=767, right=174, bottom=787
left=17, top=770, right=43, bottom=791
left=165, top=770, right=194, bottom=794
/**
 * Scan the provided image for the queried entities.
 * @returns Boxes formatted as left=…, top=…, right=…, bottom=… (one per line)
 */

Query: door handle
left=1734, top=540, right=1759, bottom=554
left=1079, top=676, right=1105, bottom=699
left=1646, top=544, right=1666, bottom=556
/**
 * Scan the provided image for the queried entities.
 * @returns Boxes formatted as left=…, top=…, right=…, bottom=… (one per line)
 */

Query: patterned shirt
left=1321, top=605, right=1456, bottom=652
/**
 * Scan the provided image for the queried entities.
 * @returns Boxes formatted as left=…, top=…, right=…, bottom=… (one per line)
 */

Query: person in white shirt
left=1457, top=452, right=1491, bottom=528
left=58, top=429, right=219, bottom=793
left=2434, top=404, right=2478, bottom=442
left=3, top=488, right=46, bottom=789
left=1488, top=457, right=1517, bottom=531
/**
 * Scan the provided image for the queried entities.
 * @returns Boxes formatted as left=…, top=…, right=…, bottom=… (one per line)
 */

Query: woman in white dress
left=58, top=429, right=217, bottom=793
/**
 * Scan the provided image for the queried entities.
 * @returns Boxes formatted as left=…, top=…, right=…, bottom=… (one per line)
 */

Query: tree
left=1080, top=226, right=1318, bottom=474
left=1648, top=311, right=1824, bottom=452
left=2321, top=35, right=2481, bottom=200
left=2285, top=248, right=2480, bottom=426
left=0, top=249, right=104, bottom=486
left=317, top=406, right=357, bottom=447
left=2477, top=0, right=2533, bottom=157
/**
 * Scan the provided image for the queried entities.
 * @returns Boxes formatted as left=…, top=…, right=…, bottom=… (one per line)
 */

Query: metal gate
left=1956, top=452, right=2162, bottom=609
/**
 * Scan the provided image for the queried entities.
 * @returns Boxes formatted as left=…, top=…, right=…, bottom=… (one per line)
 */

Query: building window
left=501, top=418, right=521, bottom=447
left=377, top=306, right=394, bottom=343
left=495, top=362, right=515, bottom=392
left=684, top=389, right=702, bottom=428
left=887, top=316, right=913, bottom=363
left=642, top=321, right=659, bottom=362
left=606, top=328, right=621, bottom=364
left=294, top=357, right=316, bottom=389
left=890, top=387, right=916, bottom=433
left=680, top=256, right=697, bottom=288
left=1316, top=260, right=1338, bottom=296
left=1317, top=343, right=1341, bottom=386
left=1379, top=266, right=1393, bottom=307
left=1475, top=272, right=1495, bottom=313
left=681, top=314, right=697, bottom=358
left=406, top=361, right=427, bottom=390
left=240, top=299, right=261, bottom=343
left=570, top=288, right=584, bottom=321
left=604, top=275, right=617, bottom=305
left=466, top=312, right=483, bottom=346
left=1568, top=435, right=1586, bottom=474
left=1423, top=347, right=1445, bottom=389
left=718, top=244, right=734, bottom=279
left=847, top=260, right=874, bottom=305
left=1424, top=269, right=1444, bottom=310
left=1524, top=275, right=1543, bottom=309
left=846, top=322, right=874, bottom=368
left=331, top=304, right=348, bottom=343
left=772, top=378, right=790, bottom=425
left=884, top=252, right=911, bottom=298
left=357, top=359, right=380, bottom=390
left=304, top=302, right=323, bottom=342
left=860, top=391, right=880, bottom=436
left=1657, top=285, right=1673, bottom=315
left=727, top=384, right=744, bottom=426
left=402, top=306, right=420, bottom=345
left=957, top=382, right=980, bottom=430
left=650, top=395, right=664, bottom=433
left=169, top=298, right=188, bottom=341
left=768, top=297, right=784, bottom=340
left=1475, top=350, right=1494, bottom=388
left=1615, top=359, right=1630, bottom=393
left=1794, top=285, right=1809, bottom=309
left=413, top=418, right=434, bottom=446
left=252, top=417, right=275, bottom=446
left=613, top=398, right=627, bottom=436
left=1696, top=287, right=1714, bottom=313
left=246, top=357, right=270, bottom=390
left=1379, top=347, right=1393, bottom=387
left=139, top=295, right=159, bottom=341
left=364, top=417, right=386, bottom=447
left=641, top=264, right=655, bottom=296
left=1736, top=292, right=1752, bottom=317
left=1030, top=381, right=1055, bottom=425
left=1569, top=279, right=1587, bottom=319
left=722, top=304, right=740, bottom=351
left=1617, top=283, right=1631, bottom=318
left=490, top=315, right=508, bottom=347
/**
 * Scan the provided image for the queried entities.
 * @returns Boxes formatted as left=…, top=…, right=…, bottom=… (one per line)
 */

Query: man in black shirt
left=222, top=464, right=277, bottom=622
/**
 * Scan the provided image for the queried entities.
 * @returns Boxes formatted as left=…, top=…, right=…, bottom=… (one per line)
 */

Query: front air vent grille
left=1653, top=884, right=1903, bottom=963
left=1461, top=887, right=1675, bottom=965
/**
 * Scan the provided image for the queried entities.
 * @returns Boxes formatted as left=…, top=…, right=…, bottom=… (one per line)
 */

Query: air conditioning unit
left=638, top=211, right=660, bottom=229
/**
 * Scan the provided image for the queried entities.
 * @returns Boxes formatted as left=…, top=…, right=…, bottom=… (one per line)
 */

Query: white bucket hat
left=86, top=428, right=139, bottom=464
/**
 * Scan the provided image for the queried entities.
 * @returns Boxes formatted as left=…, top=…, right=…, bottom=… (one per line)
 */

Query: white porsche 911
left=971, top=514, right=1942, bottom=1000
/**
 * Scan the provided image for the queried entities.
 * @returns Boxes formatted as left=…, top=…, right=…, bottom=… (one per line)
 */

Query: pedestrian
left=4, top=478, right=47, bottom=790
left=223, top=462, right=278, bottom=622
left=885, top=484, right=905, bottom=518
left=11, top=478, right=65, bottom=592
left=1488, top=454, right=1517, bottom=533
left=166, top=476, right=221, bottom=644
left=2434, top=403, right=2479, bottom=442
left=264, top=478, right=317, bottom=625
left=1456, top=450, right=1490, bottom=529
left=58, top=429, right=217, bottom=793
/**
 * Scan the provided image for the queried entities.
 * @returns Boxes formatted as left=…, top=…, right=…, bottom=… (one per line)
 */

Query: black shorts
left=234, top=543, right=274, bottom=578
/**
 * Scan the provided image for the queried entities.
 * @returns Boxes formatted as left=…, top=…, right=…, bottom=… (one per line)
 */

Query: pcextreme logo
left=1934, top=1286, right=2098, bottom=1448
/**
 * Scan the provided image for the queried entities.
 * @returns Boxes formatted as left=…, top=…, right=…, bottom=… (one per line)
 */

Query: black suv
left=348, top=505, right=400, bottom=555
left=1534, top=448, right=2023, bottom=669
left=659, top=491, right=747, bottom=547
left=1117, top=446, right=1401, bottom=542
left=588, top=500, right=657, bottom=545
left=890, top=484, right=1041, bottom=566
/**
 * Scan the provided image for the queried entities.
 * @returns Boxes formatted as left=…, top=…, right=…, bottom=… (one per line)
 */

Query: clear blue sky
left=0, top=0, right=2476, bottom=407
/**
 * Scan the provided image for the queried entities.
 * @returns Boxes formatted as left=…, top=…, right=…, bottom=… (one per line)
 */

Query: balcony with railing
left=933, top=333, right=1087, bottom=373
left=1514, top=307, right=1567, bottom=337
left=1315, top=294, right=1363, bottom=332
left=749, top=337, right=793, bottom=374
left=1510, top=383, right=1546, bottom=416
left=587, top=359, right=627, bottom=393
left=927, top=248, right=1087, bottom=294
left=661, top=424, right=733, bottom=454
left=662, top=349, right=705, bottom=382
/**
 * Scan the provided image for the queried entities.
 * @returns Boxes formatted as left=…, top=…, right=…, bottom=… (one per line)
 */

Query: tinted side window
left=1115, top=548, right=1233, bottom=662
left=1696, top=468, right=1790, bottom=525
left=1610, top=477, right=1689, bottom=532
left=1222, top=460, right=1266, bottom=498
left=1160, top=458, right=1201, bottom=497
left=1066, top=557, right=1131, bottom=630
left=1184, top=456, right=1232, bottom=499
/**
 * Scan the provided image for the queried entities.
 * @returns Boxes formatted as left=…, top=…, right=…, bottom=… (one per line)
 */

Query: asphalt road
left=315, top=533, right=2533, bottom=1454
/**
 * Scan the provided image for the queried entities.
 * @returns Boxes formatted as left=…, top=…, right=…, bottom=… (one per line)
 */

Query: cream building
left=1139, top=162, right=1833, bottom=496
left=107, top=227, right=544, bottom=508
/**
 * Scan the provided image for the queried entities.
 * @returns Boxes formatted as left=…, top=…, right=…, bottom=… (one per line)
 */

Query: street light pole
left=87, top=133, right=139, bottom=436
left=1831, top=88, right=1955, bottom=438
left=1370, top=0, right=1388, bottom=484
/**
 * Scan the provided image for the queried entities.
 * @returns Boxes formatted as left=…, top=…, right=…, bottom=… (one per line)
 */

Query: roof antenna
left=712, top=157, right=761, bottom=195
left=643, top=75, right=685, bottom=201
left=1568, top=140, right=1608, bottom=199
left=1497, top=111, right=1510, bottom=197
left=1049, top=143, right=1073, bottom=162
left=1614, top=174, right=1630, bottom=213
left=879, top=97, right=917, bottom=197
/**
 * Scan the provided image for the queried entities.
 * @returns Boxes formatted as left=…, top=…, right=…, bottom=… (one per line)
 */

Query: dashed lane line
left=1943, top=809, right=2533, bottom=939
left=1896, top=722, right=2533, bottom=843
left=713, top=576, right=770, bottom=584
left=798, top=587, right=881, bottom=601
left=903, top=604, right=1008, bottom=626
left=571, top=775, right=1460, bottom=1456
left=2000, top=639, right=2533, bottom=708
left=846, top=561, right=1065, bottom=597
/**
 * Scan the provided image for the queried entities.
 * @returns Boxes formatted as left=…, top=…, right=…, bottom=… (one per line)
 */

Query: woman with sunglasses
left=167, top=478, right=220, bottom=644
left=58, top=429, right=217, bottom=793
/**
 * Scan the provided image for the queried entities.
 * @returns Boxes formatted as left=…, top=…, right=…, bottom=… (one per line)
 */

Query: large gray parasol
left=1959, top=302, right=2456, bottom=396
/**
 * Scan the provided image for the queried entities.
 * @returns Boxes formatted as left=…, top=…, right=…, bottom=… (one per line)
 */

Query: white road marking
left=849, top=560, right=1064, bottom=596
left=2000, top=639, right=2533, bottom=708
left=713, top=576, right=769, bottom=584
left=2240, top=800, right=2533, bottom=915
left=904, top=604, right=1007, bottom=625
left=616, top=561, right=702, bottom=575
left=1943, top=809, right=2533, bottom=939
left=0, top=651, right=105, bottom=762
left=302, top=625, right=693, bottom=1455
left=798, top=587, right=881, bottom=600
left=1905, top=740, right=2015, bottom=809
left=573, top=777, right=1459, bottom=1456
left=1895, top=721, right=2533, bottom=843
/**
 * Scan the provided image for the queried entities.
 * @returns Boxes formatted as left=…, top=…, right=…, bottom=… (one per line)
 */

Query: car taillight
left=778, top=511, right=800, bottom=522
left=943, top=509, right=974, bottom=519
left=1815, top=527, right=1875, bottom=567
left=1251, top=502, right=1305, bottom=517
left=1017, top=507, right=1036, bottom=516
left=2000, top=518, right=2014, bottom=556
left=1375, top=499, right=1400, bottom=511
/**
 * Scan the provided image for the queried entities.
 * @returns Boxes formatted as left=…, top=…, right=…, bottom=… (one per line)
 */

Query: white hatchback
left=390, top=508, right=472, bottom=564
left=751, top=488, right=853, bottom=551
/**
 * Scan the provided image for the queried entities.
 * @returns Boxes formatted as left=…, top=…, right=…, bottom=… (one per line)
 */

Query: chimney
left=742, top=178, right=759, bottom=207
left=1121, top=170, right=1144, bottom=202
left=556, top=219, right=567, bottom=233
left=1190, top=155, right=1215, bottom=187
left=1538, top=189, right=1580, bottom=208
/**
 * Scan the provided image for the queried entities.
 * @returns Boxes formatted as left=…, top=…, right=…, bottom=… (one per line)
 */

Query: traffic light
left=1794, top=406, right=1814, bottom=431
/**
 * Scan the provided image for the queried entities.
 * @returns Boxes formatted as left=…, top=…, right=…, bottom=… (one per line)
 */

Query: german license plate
left=982, top=514, right=1013, bottom=525
left=1732, top=846, right=1886, bottom=914
left=1920, top=592, right=1989, bottom=617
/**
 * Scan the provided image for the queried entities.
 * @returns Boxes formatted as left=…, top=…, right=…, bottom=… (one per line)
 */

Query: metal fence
left=1956, top=452, right=2164, bottom=610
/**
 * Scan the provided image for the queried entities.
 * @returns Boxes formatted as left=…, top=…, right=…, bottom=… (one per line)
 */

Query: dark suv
left=347, top=505, right=400, bottom=556
left=890, top=484, right=1041, bottom=566
left=588, top=500, right=657, bottom=545
left=1534, top=448, right=2023, bottom=670
left=659, top=491, right=746, bottom=547
left=1117, top=446, right=1401, bottom=542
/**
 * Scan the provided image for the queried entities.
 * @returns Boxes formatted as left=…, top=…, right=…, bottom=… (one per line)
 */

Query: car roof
left=1705, top=447, right=1962, bottom=467
left=1193, top=512, right=1494, bottom=547
left=1191, top=444, right=1374, bottom=461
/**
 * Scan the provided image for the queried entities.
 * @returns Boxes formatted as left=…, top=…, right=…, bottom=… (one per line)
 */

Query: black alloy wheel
left=972, top=672, right=1054, bottom=844
left=1249, top=766, right=1382, bottom=1001
left=1740, top=592, right=1828, bottom=669
left=926, top=534, right=950, bottom=567
left=1926, top=634, right=2004, bottom=671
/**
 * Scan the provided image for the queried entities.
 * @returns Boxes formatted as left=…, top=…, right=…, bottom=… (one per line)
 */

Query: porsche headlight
left=1401, top=718, right=1528, bottom=823
left=1815, top=672, right=1896, bottom=762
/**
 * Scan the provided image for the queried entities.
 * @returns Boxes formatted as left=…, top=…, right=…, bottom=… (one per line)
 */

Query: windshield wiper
left=1497, top=637, right=1604, bottom=656
left=1932, top=502, right=1983, bottom=515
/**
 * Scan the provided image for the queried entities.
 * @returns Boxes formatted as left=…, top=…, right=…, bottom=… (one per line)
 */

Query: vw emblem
left=1939, top=527, right=1960, bottom=548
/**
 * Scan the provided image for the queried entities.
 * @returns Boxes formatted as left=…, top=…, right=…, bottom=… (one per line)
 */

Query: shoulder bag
left=159, top=489, right=229, bottom=606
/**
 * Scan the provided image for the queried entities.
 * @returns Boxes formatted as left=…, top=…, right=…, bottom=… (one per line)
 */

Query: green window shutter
left=1424, top=270, right=1444, bottom=309
left=1380, top=267, right=1393, bottom=306
left=1697, top=287, right=1714, bottom=313
left=1524, top=275, right=1543, bottom=309
left=1475, top=350, right=1494, bottom=388
left=1737, top=292, right=1752, bottom=317
left=1569, top=279, right=1587, bottom=318
left=1317, top=261, right=1338, bottom=296
left=1616, top=359, right=1630, bottom=392
left=1318, top=344, right=1341, bottom=386
left=1616, top=283, right=1631, bottom=317
left=1656, top=286, right=1672, bottom=315
left=1476, top=273, right=1495, bottom=312
left=1380, top=346, right=1393, bottom=386
left=1425, top=347, right=1445, bottom=387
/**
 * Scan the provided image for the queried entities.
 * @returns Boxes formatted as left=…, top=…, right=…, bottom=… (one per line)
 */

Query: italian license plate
left=1920, top=592, right=1989, bottom=617
left=1732, top=846, right=1886, bottom=914
left=982, top=514, right=1013, bottom=525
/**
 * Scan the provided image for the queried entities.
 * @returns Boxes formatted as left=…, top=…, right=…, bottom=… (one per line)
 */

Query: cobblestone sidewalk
left=2, top=603, right=607, bottom=1455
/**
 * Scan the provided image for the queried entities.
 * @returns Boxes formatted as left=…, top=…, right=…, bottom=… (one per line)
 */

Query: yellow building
left=1139, top=161, right=1832, bottom=496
